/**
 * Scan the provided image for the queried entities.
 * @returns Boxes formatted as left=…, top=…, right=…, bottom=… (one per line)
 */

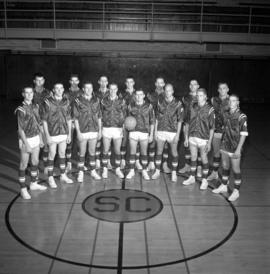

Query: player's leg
left=88, top=137, right=101, bottom=180
left=162, top=142, right=171, bottom=173
left=126, top=137, right=138, bottom=179
left=113, top=137, right=124, bottom=179
left=77, top=139, right=87, bottom=183
left=58, top=141, right=73, bottom=184
left=179, top=124, right=191, bottom=174
left=102, top=136, right=111, bottom=179
left=183, top=140, right=197, bottom=185
left=19, top=149, right=31, bottom=199
left=169, top=140, right=178, bottom=183
left=198, top=144, right=210, bottom=190
left=208, top=134, right=222, bottom=181
left=148, top=139, right=156, bottom=170
left=120, top=128, right=128, bottom=169
left=229, top=156, right=242, bottom=201
left=140, top=138, right=150, bottom=180
left=47, top=142, right=58, bottom=188
left=135, top=143, right=143, bottom=170
left=95, top=139, right=101, bottom=169
left=152, top=139, right=165, bottom=180
left=66, top=125, right=75, bottom=172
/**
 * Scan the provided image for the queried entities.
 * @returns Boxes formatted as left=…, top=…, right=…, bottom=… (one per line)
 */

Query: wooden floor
left=0, top=101, right=269, bottom=274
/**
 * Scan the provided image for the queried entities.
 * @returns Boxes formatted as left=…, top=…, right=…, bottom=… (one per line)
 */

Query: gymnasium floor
left=0, top=101, right=269, bottom=274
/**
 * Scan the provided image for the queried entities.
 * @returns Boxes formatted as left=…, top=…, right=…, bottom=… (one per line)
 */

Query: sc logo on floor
left=82, top=189, right=163, bottom=223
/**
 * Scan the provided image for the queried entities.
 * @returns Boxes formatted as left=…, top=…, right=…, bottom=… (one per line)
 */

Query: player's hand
left=205, top=142, right=211, bottom=153
left=46, top=136, right=53, bottom=145
left=232, top=150, right=241, bottom=159
left=98, top=130, right=102, bottom=140
left=173, top=135, right=179, bottom=144
left=154, top=132, right=158, bottom=142
left=67, top=134, right=71, bottom=144
left=39, top=138, right=44, bottom=148
left=25, top=143, right=32, bottom=153
left=184, top=138, right=189, bottom=147
left=148, top=134, right=153, bottom=144
left=77, top=132, right=83, bottom=142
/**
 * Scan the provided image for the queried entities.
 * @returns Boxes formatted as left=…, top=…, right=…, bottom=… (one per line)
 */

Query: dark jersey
left=128, top=101, right=155, bottom=133
left=73, top=95, right=101, bottom=133
left=221, top=108, right=248, bottom=153
left=95, top=88, right=109, bottom=102
left=187, top=102, right=215, bottom=140
left=182, top=93, right=197, bottom=123
left=101, top=96, right=127, bottom=128
left=41, top=96, right=71, bottom=136
left=211, top=96, right=230, bottom=133
left=122, top=90, right=136, bottom=106
left=33, top=87, right=51, bottom=107
left=156, top=97, right=184, bottom=132
left=15, top=101, right=41, bottom=138
left=64, top=88, right=83, bottom=104
left=146, top=90, right=165, bottom=112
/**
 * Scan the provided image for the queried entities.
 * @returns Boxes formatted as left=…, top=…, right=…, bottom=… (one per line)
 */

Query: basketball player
left=151, top=84, right=184, bottom=182
left=42, top=83, right=73, bottom=188
left=73, top=82, right=102, bottom=182
left=16, top=87, right=47, bottom=199
left=101, top=83, right=126, bottom=179
left=212, top=94, right=248, bottom=202
left=182, top=88, right=215, bottom=190
left=207, top=82, right=230, bottom=181
left=126, top=89, right=155, bottom=180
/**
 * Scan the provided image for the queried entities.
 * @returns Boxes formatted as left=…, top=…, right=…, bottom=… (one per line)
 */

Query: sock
left=155, top=154, right=162, bottom=170
left=190, top=160, right=197, bottom=177
left=141, top=155, right=148, bottom=170
left=171, top=156, right=178, bottom=171
left=19, top=169, right=27, bottom=188
left=30, top=165, right=38, bottom=182
left=59, top=157, right=66, bottom=174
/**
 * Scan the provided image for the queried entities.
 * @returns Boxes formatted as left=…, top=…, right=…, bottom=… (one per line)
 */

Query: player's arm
left=234, top=114, right=248, bottom=158
left=18, top=124, right=32, bottom=152
left=42, top=120, right=52, bottom=145
left=206, top=107, right=215, bottom=153
left=173, top=103, right=184, bottom=143
left=148, top=104, right=155, bottom=143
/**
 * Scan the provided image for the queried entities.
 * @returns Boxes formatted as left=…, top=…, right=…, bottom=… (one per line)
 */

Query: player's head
left=69, top=74, right=80, bottom=87
left=83, top=82, right=93, bottom=96
left=197, top=88, right=207, bottom=104
left=189, top=79, right=200, bottom=93
left=229, top=94, right=240, bottom=110
left=98, top=76, right=108, bottom=88
left=135, top=89, right=145, bottom=103
left=218, top=82, right=229, bottom=97
left=165, top=84, right=174, bottom=98
left=125, top=76, right=135, bottom=89
left=109, top=83, right=118, bottom=97
left=22, top=86, right=34, bottom=101
left=155, top=77, right=165, bottom=89
left=33, top=72, right=45, bottom=87
left=53, top=83, right=64, bottom=97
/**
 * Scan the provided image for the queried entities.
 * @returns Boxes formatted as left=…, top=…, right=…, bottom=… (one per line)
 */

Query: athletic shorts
left=220, top=149, right=234, bottom=158
left=102, top=127, right=123, bottom=140
left=156, top=131, right=176, bottom=143
left=51, top=134, right=67, bottom=144
left=129, top=131, right=149, bottom=141
left=19, top=135, right=40, bottom=151
left=189, top=136, right=208, bottom=147
left=81, top=132, right=98, bottom=140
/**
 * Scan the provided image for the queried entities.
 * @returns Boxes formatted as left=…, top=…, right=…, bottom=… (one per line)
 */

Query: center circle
left=82, top=189, right=163, bottom=223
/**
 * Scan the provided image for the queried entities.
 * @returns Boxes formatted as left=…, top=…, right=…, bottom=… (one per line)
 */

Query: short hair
left=99, top=75, right=108, bottom=81
left=33, top=72, right=44, bottom=79
left=156, top=77, right=165, bottom=82
left=70, top=74, right=79, bottom=80
left=197, top=88, right=207, bottom=96
left=218, top=82, right=229, bottom=88
left=230, top=94, right=239, bottom=101
left=190, top=79, right=199, bottom=85
left=165, top=83, right=174, bottom=90
left=53, top=83, right=64, bottom=89
left=126, top=75, right=134, bottom=80
left=22, top=86, right=33, bottom=93
left=109, top=83, right=118, bottom=88
left=83, top=82, right=93, bottom=88
left=136, top=89, right=145, bottom=94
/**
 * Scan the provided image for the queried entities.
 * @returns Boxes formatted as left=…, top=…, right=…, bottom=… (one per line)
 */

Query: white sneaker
left=30, top=182, right=47, bottom=191
left=148, top=161, right=155, bottom=171
left=91, top=169, right=101, bottom=180
left=102, top=167, right=108, bottom=179
left=120, top=159, right=126, bottom=169
left=21, top=187, right=31, bottom=199
left=212, top=184, right=228, bottom=194
left=60, top=173, right=73, bottom=184
left=77, top=171, right=84, bottom=183
left=207, top=170, right=219, bottom=181
left=66, top=162, right=72, bottom=173
left=83, top=165, right=88, bottom=171
left=228, top=189, right=240, bottom=202
left=151, top=169, right=160, bottom=180
left=48, top=176, right=57, bottom=188
left=182, top=175, right=196, bottom=185
left=163, top=162, right=171, bottom=174
left=200, top=178, right=208, bottom=190
left=135, top=160, right=143, bottom=170
left=178, top=164, right=190, bottom=174
left=126, top=169, right=135, bottom=180
left=96, top=159, right=101, bottom=169
left=108, top=160, right=113, bottom=170
left=142, top=169, right=150, bottom=180
left=171, top=171, right=177, bottom=183
left=115, top=167, right=124, bottom=179
left=197, top=166, right=202, bottom=178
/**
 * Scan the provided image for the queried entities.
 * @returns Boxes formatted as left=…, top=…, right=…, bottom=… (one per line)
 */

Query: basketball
left=124, top=116, right=137, bottom=131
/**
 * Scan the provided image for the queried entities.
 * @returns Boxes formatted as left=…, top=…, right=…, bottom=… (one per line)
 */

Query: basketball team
left=15, top=73, right=248, bottom=202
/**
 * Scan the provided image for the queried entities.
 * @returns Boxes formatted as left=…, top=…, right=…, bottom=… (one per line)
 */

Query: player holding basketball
left=101, top=83, right=126, bottom=179
left=42, top=83, right=73, bottom=188
left=182, top=88, right=215, bottom=190
left=73, top=82, right=102, bottom=182
left=212, top=94, right=248, bottom=202
left=152, top=84, right=184, bottom=182
left=207, top=82, right=230, bottom=181
left=126, top=89, right=155, bottom=180
left=16, top=87, right=47, bottom=199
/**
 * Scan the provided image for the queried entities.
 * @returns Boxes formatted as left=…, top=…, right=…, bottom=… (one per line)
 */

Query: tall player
left=151, top=84, right=184, bottom=182
left=42, top=83, right=73, bottom=188
left=101, top=83, right=126, bottom=179
left=16, top=87, right=47, bottom=199
left=182, top=88, right=215, bottom=190
left=212, top=94, right=248, bottom=202
left=207, top=82, right=230, bottom=181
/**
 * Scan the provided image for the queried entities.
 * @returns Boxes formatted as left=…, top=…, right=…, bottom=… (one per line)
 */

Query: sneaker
left=20, top=187, right=31, bottom=200
left=228, top=189, right=240, bottom=202
left=207, top=170, right=219, bottom=181
left=66, top=162, right=72, bottom=173
left=212, top=184, right=228, bottom=194
left=77, top=171, right=84, bottom=183
left=116, top=167, right=124, bottom=179
left=135, top=160, right=143, bottom=170
left=91, top=169, right=101, bottom=180
left=171, top=171, right=177, bottom=183
left=151, top=169, right=160, bottom=180
left=48, top=176, right=57, bottom=188
left=126, top=169, right=135, bottom=180
left=60, top=173, right=74, bottom=184
left=178, top=164, right=190, bottom=174
left=102, top=167, right=108, bottom=179
left=30, top=182, right=47, bottom=191
left=96, top=159, right=101, bottom=169
left=148, top=161, right=155, bottom=171
left=163, top=162, right=171, bottom=174
left=197, top=166, right=202, bottom=178
left=108, top=159, right=113, bottom=170
left=200, top=178, right=208, bottom=190
left=83, top=165, right=88, bottom=171
left=120, top=159, right=126, bottom=169
left=142, top=169, right=150, bottom=180
left=182, top=175, right=195, bottom=185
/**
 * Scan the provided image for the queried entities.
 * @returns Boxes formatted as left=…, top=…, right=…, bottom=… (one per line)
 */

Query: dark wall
left=3, top=53, right=270, bottom=101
